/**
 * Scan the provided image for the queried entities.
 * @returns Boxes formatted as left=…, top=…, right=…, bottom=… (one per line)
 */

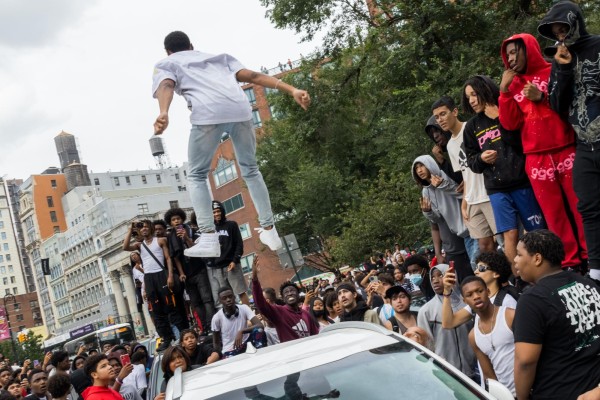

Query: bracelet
left=443, top=291, right=452, bottom=297
left=115, top=377, right=123, bottom=385
left=275, top=79, right=282, bottom=90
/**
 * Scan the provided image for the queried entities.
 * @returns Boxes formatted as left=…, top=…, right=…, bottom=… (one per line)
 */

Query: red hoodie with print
left=499, top=33, right=575, bottom=154
left=82, top=385, right=124, bottom=400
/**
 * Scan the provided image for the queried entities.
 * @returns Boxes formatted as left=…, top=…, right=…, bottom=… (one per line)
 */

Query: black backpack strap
left=387, top=316, right=400, bottom=333
left=493, top=289, right=506, bottom=306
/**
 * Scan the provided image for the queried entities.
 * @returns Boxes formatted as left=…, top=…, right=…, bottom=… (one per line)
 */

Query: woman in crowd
left=308, top=297, right=335, bottom=329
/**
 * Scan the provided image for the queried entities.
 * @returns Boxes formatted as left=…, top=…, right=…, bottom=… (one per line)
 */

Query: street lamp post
left=2, top=294, right=17, bottom=362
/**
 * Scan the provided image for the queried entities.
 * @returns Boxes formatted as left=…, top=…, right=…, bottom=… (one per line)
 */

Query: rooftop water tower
left=149, top=135, right=172, bottom=169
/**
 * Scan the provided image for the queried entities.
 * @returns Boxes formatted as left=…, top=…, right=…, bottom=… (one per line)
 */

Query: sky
left=0, top=0, right=319, bottom=179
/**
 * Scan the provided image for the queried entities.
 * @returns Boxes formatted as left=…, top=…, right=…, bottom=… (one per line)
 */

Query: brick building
left=2, top=292, right=43, bottom=335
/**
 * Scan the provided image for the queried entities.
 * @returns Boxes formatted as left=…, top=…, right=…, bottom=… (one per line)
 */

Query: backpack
left=493, top=284, right=520, bottom=306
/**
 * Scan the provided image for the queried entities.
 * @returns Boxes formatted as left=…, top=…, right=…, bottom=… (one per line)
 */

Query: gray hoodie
left=411, top=155, right=468, bottom=238
left=417, top=263, right=475, bottom=377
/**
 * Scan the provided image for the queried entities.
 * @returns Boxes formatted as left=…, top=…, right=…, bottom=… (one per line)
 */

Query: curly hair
left=476, top=252, right=512, bottom=284
left=403, top=255, right=429, bottom=272
left=164, top=208, right=187, bottom=226
left=519, top=229, right=564, bottom=268
left=279, top=281, right=299, bottom=298
left=48, top=373, right=71, bottom=398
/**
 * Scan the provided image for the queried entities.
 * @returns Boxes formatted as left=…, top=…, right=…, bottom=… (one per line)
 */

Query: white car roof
left=172, top=324, right=397, bottom=399
left=166, top=323, right=499, bottom=400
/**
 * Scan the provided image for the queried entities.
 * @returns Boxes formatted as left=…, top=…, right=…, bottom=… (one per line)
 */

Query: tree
left=0, top=331, right=44, bottom=364
left=257, top=0, right=600, bottom=266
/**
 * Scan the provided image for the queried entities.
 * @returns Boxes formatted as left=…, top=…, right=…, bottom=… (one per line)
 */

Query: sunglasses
left=476, top=264, right=492, bottom=273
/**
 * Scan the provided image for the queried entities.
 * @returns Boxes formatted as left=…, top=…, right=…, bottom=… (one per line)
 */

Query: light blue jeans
left=464, top=236, right=479, bottom=270
left=187, top=120, right=274, bottom=232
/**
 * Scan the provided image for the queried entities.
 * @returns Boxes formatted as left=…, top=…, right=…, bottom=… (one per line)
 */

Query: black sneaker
left=156, top=338, right=173, bottom=352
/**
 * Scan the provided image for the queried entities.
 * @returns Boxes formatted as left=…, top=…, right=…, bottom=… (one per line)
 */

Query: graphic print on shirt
left=292, top=319, right=311, bottom=338
left=573, top=54, right=600, bottom=141
left=557, top=281, right=600, bottom=351
left=458, top=143, right=469, bottom=172
left=476, top=125, right=502, bottom=148
left=513, top=76, right=548, bottom=103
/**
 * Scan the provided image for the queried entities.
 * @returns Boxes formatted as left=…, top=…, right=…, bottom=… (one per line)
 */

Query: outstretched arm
left=154, top=79, right=175, bottom=134
left=236, top=69, right=311, bottom=110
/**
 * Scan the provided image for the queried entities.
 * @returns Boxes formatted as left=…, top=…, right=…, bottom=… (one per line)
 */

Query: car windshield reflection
left=207, top=341, right=485, bottom=400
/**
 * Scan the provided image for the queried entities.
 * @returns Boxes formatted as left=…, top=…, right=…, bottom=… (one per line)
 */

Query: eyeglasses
left=476, top=264, right=492, bottom=273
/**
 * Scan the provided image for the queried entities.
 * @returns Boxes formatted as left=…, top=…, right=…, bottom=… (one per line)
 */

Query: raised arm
left=441, top=270, right=472, bottom=329
left=251, top=256, right=280, bottom=323
left=123, top=223, right=141, bottom=252
left=236, top=69, right=311, bottom=110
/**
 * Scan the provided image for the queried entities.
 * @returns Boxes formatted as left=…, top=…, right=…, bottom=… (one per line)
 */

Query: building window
left=12, top=288, right=17, bottom=295
left=9, top=277, right=14, bottom=284
left=0, top=222, right=3, bottom=229
left=138, top=203, right=149, bottom=214
left=252, top=110, right=262, bottom=128
left=53, top=226, right=60, bottom=234
left=125, top=176, right=131, bottom=185
left=13, top=303, right=19, bottom=311
left=156, top=174, right=162, bottom=183
left=5, top=254, right=9, bottom=261
left=113, top=177, right=120, bottom=186
left=47, top=196, right=54, bottom=207
left=0, top=233, right=5, bottom=240
left=213, top=158, right=238, bottom=187
left=244, top=88, right=257, bottom=106
left=51, top=179, right=57, bottom=188
left=7, top=266, right=12, bottom=273
left=0, top=267, right=5, bottom=274
left=3, top=278, right=7, bottom=285
left=50, top=211, right=57, bottom=223
left=175, top=173, right=180, bottom=181
left=141, top=175, right=147, bottom=184
left=94, top=178, right=100, bottom=185
left=4, top=289, right=8, bottom=295
left=222, top=194, right=244, bottom=215
left=16, top=314, right=23, bottom=322
left=240, top=253, right=255, bottom=274
left=169, top=200, right=179, bottom=209
left=239, top=223, right=251, bottom=240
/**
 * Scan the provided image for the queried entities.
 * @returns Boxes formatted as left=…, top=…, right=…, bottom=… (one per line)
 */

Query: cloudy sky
left=0, top=0, right=319, bottom=179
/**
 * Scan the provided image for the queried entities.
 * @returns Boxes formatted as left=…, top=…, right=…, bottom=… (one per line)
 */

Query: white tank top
left=474, top=306, right=515, bottom=395
left=140, top=237, right=165, bottom=274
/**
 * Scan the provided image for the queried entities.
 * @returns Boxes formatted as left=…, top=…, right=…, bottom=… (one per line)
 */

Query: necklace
left=478, top=306, right=498, bottom=351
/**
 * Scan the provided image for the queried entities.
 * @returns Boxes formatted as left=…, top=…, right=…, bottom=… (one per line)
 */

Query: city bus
left=43, top=332, right=72, bottom=353
left=64, top=323, right=136, bottom=357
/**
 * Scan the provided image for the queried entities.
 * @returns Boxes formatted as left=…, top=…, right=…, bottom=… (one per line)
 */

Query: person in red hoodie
left=499, top=33, right=587, bottom=270
left=82, top=354, right=124, bottom=400
left=251, top=256, right=319, bottom=342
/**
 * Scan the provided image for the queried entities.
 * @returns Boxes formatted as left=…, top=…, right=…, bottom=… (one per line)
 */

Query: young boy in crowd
left=412, top=155, right=474, bottom=282
left=417, top=264, right=475, bottom=379
left=461, top=276, right=516, bottom=396
left=82, top=355, right=125, bottom=400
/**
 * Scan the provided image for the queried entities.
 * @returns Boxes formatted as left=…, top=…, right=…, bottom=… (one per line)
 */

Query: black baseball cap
left=385, top=285, right=411, bottom=300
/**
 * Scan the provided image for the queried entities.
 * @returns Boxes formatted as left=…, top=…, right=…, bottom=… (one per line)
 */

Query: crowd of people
left=3, top=1, right=600, bottom=399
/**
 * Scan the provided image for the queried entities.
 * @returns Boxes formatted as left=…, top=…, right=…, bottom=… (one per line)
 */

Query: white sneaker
left=184, top=232, right=221, bottom=258
left=255, top=226, right=282, bottom=251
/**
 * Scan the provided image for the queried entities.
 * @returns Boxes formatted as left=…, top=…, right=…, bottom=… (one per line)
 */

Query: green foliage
left=0, top=331, right=43, bottom=363
left=257, top=0, right=600, bottom=266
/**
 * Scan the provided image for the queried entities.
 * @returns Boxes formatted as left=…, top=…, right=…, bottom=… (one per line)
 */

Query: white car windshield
left=207, top=341, right=485, bottom=400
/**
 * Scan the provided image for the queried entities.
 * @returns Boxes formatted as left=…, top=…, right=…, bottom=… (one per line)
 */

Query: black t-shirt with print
left=513, top=271, right=600, bottom=399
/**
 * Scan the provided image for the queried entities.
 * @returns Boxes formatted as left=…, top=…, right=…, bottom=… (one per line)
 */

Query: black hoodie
left=538, top=0, right=600, bottom=144
left=424, top=115, right=463, bottom=184
left=207, top=201, right=244, bottom=269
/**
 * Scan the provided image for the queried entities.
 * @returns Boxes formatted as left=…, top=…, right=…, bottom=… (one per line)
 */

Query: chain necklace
left=478, top=306, right=498, bottom=351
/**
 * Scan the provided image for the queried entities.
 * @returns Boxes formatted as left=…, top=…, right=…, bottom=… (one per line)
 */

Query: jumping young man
left=152, top=31, right=311, bottom=257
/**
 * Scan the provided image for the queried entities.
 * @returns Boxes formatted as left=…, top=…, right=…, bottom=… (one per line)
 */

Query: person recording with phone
left=123, top=220, right=188, bottom=352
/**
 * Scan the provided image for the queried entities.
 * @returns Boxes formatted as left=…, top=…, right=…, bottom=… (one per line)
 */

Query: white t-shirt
left=140, top=238, right=164, bottom=274
left=211, top=304, right=255, bottom=353
left=152, top=51, right=252, bottom=125
left=122, top=363, right=147, bottom=392
left=446, top=123, right=489, bottom=205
